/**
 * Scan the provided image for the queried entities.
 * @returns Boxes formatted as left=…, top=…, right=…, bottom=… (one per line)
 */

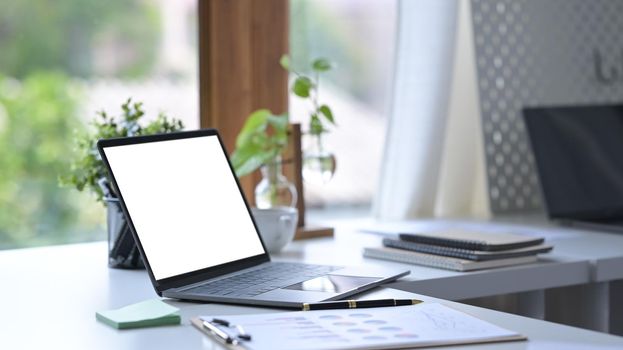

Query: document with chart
left=191, top=303, right=525, bottom=350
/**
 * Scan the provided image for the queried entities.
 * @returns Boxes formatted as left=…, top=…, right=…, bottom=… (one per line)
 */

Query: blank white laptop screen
left=102, top=135, right=265, bottom=280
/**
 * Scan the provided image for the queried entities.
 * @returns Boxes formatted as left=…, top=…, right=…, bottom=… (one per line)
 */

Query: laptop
left=523, top=104, right=623, bottom=233
left=97, top=129, right=409, bottom=308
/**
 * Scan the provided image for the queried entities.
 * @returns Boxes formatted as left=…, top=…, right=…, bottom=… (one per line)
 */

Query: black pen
left=302, top=298, right=422, bottom=311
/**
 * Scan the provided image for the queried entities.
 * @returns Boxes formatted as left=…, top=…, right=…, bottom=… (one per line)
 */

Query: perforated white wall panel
left=471, top=0, right=623, bottom=214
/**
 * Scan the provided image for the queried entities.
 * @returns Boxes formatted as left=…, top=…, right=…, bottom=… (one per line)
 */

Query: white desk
left=275, top=220, right=590, bottom=301
left=293, top=217, right=623, bottom=334
left=276, top=218, right=591, bottom=323
left=2, top=242, right=622, bottom=349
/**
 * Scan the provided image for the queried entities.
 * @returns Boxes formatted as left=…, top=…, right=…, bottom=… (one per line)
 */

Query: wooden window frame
left=197, top=0, right=289, bottom=203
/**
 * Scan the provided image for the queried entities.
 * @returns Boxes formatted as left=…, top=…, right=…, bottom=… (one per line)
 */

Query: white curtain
left=373, top=0, right=489, bottom=220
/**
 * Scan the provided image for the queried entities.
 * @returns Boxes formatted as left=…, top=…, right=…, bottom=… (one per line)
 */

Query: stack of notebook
left=363, top=230, right=553, bottom=272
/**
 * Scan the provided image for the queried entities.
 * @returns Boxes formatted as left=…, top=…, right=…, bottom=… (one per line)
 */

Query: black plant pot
left=105, top=196, right=145, bottom=269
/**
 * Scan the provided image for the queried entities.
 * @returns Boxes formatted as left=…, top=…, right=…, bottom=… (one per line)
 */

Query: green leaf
left=279, top=55, right=290, bottom=71
left=312, top=58, right=334, bottom=72
left=233, top=155, right=264, bottom=177
left=319, top=105, right=335, bottom=124
left=231, top=111, right=290, bottom=178
left=267, top=114, right=288, bottom=130
left=235, top=109, right=271, bottom=148
left=233, top=152, right=276, bottom=177
left=241, top=109, right=271, bottom=134
left=267, top=114, right=289, bottom=142
left=231, top=142, right=260, bottom=169
left=292, top=76, right=312, bottom=98
left=309, top=114, right=324, bottom=135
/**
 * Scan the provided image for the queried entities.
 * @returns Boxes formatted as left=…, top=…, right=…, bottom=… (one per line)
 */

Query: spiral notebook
left=398, top=230, right=544, bottom=251
left=191, top=303, right=525, bottom=350
left=383, top=238, right=553, bottom=261
left=363, top=247, right=538, bottom=272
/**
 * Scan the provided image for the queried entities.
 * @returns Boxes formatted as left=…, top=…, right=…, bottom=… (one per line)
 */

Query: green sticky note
left=96, top=299, right=181, bottom=329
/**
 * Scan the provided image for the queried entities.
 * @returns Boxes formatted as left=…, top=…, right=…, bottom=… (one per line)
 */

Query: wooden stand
left=282, top=123, right=334, bottom=240
left=295, top=225, right=334, bottom=240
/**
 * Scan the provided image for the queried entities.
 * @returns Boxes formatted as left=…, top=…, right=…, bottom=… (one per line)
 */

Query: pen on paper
left=302, top=298, right=422, bottom=311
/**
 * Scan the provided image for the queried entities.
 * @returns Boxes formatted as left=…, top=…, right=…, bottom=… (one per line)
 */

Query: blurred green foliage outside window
left=0, top=0, right=161, bottom=249
left=0, top=73, right=97, bottom=246
left=0, top=0, right=159, bottom=78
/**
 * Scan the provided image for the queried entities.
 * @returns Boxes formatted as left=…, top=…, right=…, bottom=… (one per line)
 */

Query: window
left=0, top=0, right=198, bottom=249
left=0, top=0, right=397, bottom=249
left=289, top=0, right=397, bottom=209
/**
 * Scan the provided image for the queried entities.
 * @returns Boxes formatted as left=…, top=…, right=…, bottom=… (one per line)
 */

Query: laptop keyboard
left=185, top=262, right=340, bottom=298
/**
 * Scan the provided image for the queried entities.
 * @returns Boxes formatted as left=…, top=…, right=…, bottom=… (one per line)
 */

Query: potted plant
left=62, top=99, right=184, bottom=268
left=231, top=55, right=337, bottom=208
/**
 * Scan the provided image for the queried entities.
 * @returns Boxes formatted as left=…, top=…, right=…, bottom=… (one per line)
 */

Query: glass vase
left=255, top=157, right=298, bottom=208
left=302, top=132, right=336, bottom=185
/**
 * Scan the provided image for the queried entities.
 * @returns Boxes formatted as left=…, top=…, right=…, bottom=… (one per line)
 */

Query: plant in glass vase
left=280, top=55, right=337, bottom=185
left=230, top=109, right=296, bottom=209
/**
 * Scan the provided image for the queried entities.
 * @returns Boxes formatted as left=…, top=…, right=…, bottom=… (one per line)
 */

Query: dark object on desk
left=383, top=238, right=553, bottom=261
left=99, top=179, right=144, bottom=269
left=523, top=104, right=623, bottom=234
left=97, top=129, right=409, bottom=308
left=398, top=230, right=544, bottom=251
left=302, top=298, right=422, bottom=311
